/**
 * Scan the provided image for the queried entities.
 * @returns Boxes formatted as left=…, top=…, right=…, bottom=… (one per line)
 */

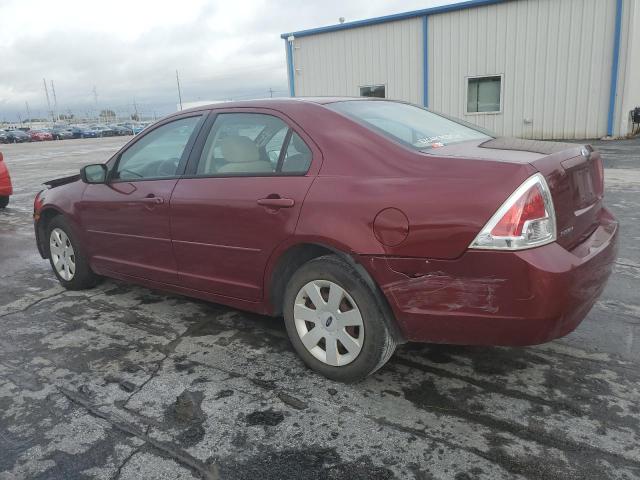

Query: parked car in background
left=6, top=130, right=30, bottom=143
left=50, top=127, right=74, bottom=140
left=119, top=123, right=145, bottom=135
left=91, top=125, right=115, bottom=137
left=27, top=130, right=53, bottom=142
left=78, top=127, right=99, bottom=139
left=32, top=98, right=618, bottom=382
left=68, top=127, right=85, bottom=139
left=108, top=125, right=133, bottom=136
left=28, top=130, right=53, bottom=142
left=0, top=152, right=12, bottom=208
left=0, top=130, right=8, bottom=144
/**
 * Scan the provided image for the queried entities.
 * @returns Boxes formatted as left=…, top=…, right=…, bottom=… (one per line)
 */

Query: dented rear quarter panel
left=359, top=209, right=618, bottom=345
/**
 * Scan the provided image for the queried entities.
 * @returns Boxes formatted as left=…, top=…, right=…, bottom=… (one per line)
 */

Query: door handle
left=140, top=196, right=164, bottom=205
left=257, top=197, right=295, bottom=208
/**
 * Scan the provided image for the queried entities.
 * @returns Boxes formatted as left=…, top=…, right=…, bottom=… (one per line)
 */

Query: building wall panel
left=428, top=0, right=616, bottom=139
left=291, top=18, right=424, bottom=105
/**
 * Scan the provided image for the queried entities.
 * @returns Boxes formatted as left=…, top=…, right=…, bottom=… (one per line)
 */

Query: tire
left=0, top=196, right=8, bottom=209
left=283, top=254, right=397, bottom=382
left=47, top=216, right=99, bottom=290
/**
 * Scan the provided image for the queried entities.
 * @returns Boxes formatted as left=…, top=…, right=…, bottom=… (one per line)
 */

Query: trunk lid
left=474, top=138, right=604, bottom=250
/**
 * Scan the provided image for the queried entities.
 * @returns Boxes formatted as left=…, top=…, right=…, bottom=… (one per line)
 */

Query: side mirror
left=81, top=164, right=108, bottom=184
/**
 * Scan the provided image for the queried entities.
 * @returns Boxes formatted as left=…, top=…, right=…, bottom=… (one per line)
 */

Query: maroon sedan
left=33, top=98, right=618, bottom=382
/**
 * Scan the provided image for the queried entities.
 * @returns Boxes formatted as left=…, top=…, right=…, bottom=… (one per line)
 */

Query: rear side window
left=328, top=101, right=491, bottom=150
left=195, top=113, right=312, bottom=176
left=197, top=113, right=286, bottom=176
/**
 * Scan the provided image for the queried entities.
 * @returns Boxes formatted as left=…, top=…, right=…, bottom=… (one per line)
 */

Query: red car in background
left=0, top=152, right=13, bottom=208
left=28, top=130, right=53, bottom=142
left=32, top=98, right=618, bottom=382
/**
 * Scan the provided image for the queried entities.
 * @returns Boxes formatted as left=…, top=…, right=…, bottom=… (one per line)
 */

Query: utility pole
left=176, top=70, right=183, bottom=110
left=92, top=86, right=98, bottom=121
left=43, top=78, right=53, bottom=122
left=269, top=88, right=274, bottom=98
left=25, top=101, right=31, bottom=127
left=50, top=80, right=58, bottom=122
left=132, top=97, right=140, bottom=121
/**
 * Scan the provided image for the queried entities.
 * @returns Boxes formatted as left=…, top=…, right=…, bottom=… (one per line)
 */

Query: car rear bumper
left=361, top=208, right=619, bottom=346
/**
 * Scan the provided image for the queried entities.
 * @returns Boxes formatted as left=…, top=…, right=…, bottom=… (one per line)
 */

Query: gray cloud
left=0, top=0, right=451, bottom=121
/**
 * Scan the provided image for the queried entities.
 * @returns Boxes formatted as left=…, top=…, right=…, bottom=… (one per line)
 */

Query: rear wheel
left=47, top=216, right=99, bottom=290
left=0, top=196, right=8, bottom=208
left=283, top=255, right=397, bottom=382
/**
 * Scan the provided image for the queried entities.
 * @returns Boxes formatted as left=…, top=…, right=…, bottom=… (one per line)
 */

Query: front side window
left=360, top=85, right=386, bottom=98
left=328, top=100, right=491, bottom=150
left=467, top=76, right=502, bottom=113
left=197, top=113, right=305, bottom=176
left=115, top=116, right=201, bottom=180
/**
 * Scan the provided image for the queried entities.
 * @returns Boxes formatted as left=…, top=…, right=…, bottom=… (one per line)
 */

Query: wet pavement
left=0, top=136, right=639, bottom=480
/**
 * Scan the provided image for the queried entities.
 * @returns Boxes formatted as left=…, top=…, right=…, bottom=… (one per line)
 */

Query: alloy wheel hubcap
left=49, top=228, right=76, bottom=281
left=293, top=280, right=364, bottom=366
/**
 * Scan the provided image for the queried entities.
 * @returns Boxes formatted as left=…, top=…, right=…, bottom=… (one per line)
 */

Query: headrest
left=220, top=136, right=259, bottom=163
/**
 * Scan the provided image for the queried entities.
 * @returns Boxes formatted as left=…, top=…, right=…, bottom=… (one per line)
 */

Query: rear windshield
left=327, top=100, right=491, bottom=150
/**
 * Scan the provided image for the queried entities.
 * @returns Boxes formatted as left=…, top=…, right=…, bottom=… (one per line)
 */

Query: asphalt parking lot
left=0, top=136, right=639, bottom=480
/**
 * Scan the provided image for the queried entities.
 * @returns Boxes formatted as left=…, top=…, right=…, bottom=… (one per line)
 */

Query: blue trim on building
left=607, top=0, right=623, bottom=137
left=281, top=0, right=506, bottom=39
left=285, top=39, right=295, bottom=97
left=422, top=16, right=429, bottom=108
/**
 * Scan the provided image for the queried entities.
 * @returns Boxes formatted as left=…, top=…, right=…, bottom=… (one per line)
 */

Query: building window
left=466, top=76, right=502, bottom=113
left=360, top=85, right=386, bottom=98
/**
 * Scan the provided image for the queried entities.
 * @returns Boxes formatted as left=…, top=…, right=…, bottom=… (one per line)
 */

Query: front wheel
left=47, top=216, right=100, bottom=290
left=283, top=255, right=397, bottom=382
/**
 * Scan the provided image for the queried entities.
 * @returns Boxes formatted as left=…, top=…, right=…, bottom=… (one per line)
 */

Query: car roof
left=176, top=96, right=378, bottom=115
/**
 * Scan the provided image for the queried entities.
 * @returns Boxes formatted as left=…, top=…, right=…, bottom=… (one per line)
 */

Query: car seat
left=217, top=136, right=273, bottom=173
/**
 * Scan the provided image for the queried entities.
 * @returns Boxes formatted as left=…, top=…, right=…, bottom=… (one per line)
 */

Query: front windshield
left=327, top=100, right=491, bottom=150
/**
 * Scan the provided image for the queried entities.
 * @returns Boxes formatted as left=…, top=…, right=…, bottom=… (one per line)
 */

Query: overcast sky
left=0, top=0, right=459, bottom=122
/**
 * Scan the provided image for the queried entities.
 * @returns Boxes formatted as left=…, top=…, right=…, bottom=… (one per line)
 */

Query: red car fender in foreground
left=0, top=152, right=13, bottom=207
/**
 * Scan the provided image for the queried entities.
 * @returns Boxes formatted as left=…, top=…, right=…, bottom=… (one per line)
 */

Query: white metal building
left=281, top=0, right=640, bottom=139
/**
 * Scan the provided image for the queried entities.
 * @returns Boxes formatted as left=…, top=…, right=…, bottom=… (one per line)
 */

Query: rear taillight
left=470, top=173, right=556, bottom=250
